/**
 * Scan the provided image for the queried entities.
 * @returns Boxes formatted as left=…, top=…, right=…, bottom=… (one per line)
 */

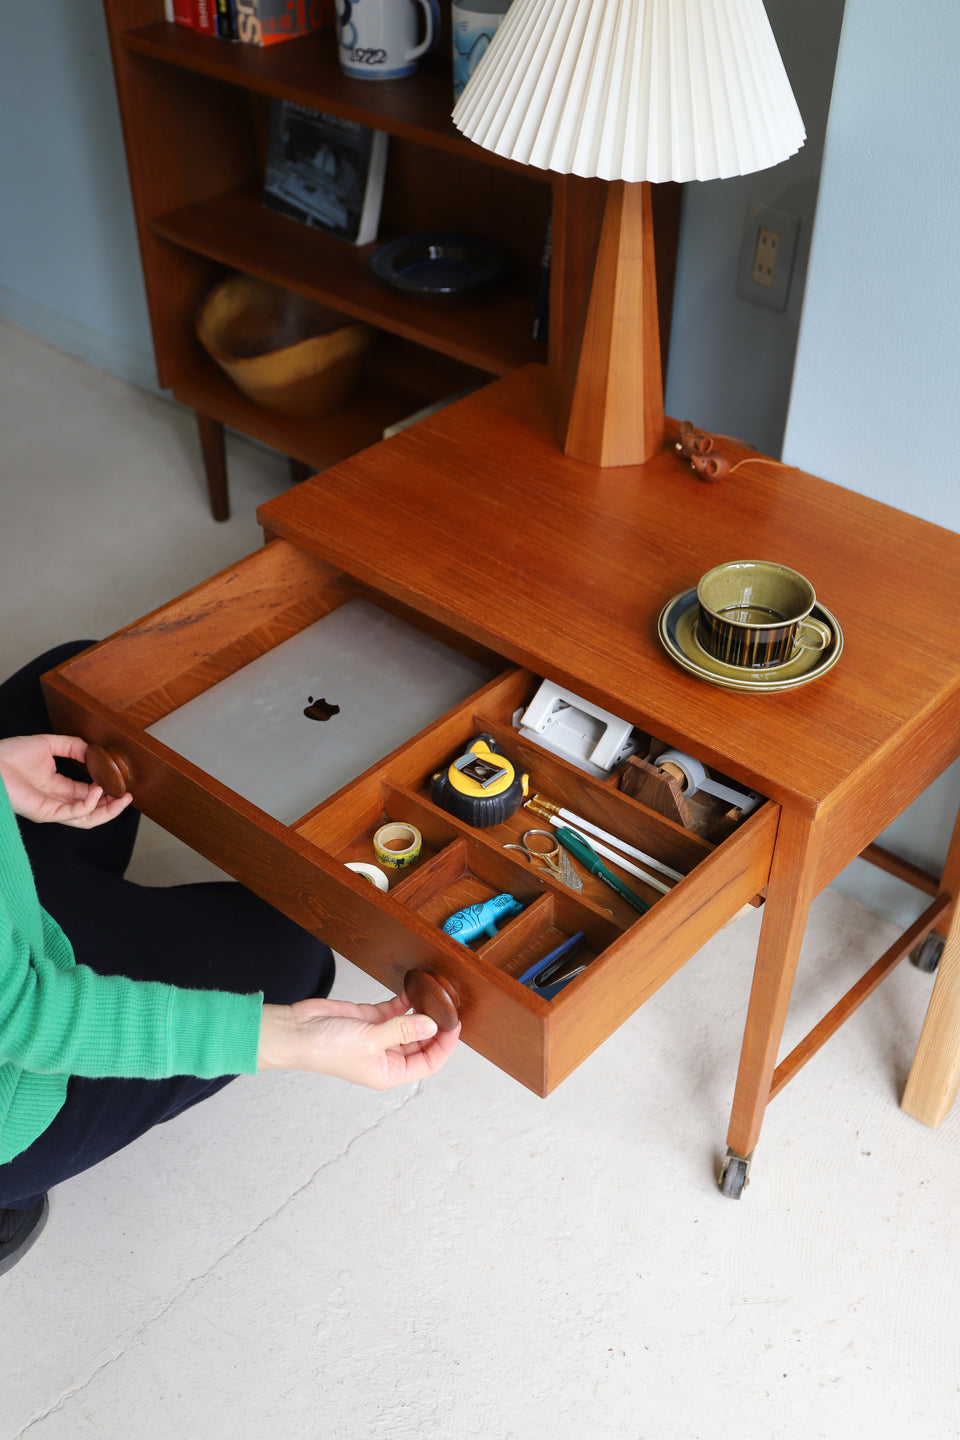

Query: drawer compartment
left=42, top=539, right=779, bottom=1095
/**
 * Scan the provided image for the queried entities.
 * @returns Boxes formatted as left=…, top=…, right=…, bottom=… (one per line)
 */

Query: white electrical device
left=517, top=680, right=641, bottom=778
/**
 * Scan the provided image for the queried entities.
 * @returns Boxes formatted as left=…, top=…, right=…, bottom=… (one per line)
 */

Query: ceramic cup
left=336, top=0, right=439, bottom=81
left=696, top=560, right=831, bottom=670
left=452, top=0, right=512, bottom=100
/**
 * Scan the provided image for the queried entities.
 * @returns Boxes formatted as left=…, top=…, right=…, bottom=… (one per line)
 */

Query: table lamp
left=452, top=0, right=806, bottom=467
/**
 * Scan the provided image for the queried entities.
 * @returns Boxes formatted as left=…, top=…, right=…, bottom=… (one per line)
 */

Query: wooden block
left=619, top=755, right=693, bottom=826
left=619, top=754, right=743, bottom=843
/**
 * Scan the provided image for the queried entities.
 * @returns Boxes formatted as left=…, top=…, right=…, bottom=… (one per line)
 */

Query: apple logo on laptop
left=304, top=695, right=340, bottom=722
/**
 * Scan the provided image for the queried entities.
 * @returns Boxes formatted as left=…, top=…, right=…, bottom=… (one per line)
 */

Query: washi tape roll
left=372, top=822, right=422, bottom=870
left=344, top=861, right=390, bottom=893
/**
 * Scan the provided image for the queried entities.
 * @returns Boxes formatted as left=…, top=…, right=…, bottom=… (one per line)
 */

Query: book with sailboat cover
left=262, top=100, right=388, bottom=246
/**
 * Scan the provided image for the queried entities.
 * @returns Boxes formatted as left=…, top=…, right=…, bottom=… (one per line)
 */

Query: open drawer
left=42, top=538, right=779, bottom=1096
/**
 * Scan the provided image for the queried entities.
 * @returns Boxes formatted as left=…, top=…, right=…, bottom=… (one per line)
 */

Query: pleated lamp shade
left=452, top=0, right=806, bottom=183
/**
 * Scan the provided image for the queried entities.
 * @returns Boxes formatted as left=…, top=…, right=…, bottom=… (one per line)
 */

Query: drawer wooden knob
left=85, top=743, right=130, bottom=799
left=403, top=969, right=460, bottom=1031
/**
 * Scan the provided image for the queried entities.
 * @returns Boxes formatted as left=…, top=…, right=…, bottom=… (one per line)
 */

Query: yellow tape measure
left=430, top=735, right=528, bottom=828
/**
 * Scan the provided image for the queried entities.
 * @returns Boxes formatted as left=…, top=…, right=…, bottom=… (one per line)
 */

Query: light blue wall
left=784, top=1, right=960, bottom=529
left=0, top=1, right=156, bottom=390
left=782, top=0, right=960, bottom=925
left=664, top=0, right=846, bottom=458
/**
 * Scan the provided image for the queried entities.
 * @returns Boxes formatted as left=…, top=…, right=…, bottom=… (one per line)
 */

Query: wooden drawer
left=42, top=539, right=778, bottom=1096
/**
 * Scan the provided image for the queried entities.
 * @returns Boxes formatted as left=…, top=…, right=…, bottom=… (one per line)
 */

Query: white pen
left=544, top=819, right=674, bottom=895
left=525, top=794, right=685, bottom=885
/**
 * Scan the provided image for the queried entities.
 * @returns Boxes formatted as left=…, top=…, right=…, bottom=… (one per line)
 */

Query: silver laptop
left=147, top=599, right=495, bottom=825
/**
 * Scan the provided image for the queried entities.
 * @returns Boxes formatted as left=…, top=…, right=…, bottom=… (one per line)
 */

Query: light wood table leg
left=721, top=810, right=824, bottom=1195
left=901, top=799, right=960, bottom=1125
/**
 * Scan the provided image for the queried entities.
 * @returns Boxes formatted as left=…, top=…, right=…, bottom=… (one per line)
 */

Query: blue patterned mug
left=452, top=0, right=512, bottom=100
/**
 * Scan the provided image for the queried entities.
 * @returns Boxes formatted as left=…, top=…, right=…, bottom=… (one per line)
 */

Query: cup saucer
left=658, top=589, right=843, bottom=692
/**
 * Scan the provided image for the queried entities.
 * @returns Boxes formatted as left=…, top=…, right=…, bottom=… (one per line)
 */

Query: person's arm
left=2, top=915, right=459, bottom=1090
left=0, top=734, right=459, bottom=1090
left=0, top=909, right=264, bottom=1080
left=0, top=741, right=261, bottom=1079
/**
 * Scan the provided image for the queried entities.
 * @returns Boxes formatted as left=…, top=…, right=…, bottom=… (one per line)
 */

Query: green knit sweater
left=0, top=779, right=263, bottom=1165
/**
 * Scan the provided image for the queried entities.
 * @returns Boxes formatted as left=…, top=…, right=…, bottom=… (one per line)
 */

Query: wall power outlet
left=737, top=203, right=800, bottom=311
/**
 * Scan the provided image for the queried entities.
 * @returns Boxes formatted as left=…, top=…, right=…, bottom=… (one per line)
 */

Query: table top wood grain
left=259, top=365, right=960, bottom=824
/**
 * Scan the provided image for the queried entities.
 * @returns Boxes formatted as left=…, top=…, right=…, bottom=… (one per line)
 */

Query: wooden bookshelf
left=102, top=3, right=680, bottom=518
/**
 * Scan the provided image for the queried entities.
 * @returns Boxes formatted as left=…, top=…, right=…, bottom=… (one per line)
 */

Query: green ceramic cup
left=696, top=560, right=830, bottom=670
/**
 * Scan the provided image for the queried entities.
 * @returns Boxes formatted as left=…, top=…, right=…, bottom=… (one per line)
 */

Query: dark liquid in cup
left=719, top=604, right=787, bottom=625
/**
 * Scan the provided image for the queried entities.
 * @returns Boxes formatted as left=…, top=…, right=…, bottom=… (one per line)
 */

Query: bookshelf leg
left=196, top=413, right=229, bottom=522
left=289, top=459, right=315, bottom=485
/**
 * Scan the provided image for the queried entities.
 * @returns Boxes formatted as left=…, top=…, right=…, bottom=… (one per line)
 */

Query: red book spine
left=193, top=0, right=218, bottom=33
left=172, top=0, right=194, bottom=24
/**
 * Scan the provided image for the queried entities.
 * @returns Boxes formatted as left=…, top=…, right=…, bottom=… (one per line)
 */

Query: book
left=381, top=389, right=481, bottom=440
left=234, top=0, right=329, bottom=46
left=262, top=101, right=388, bottom=246
left=216, top=0, right=237, bottom=38
left=193, top=0, right=218, bottom=33
left=531, top=215, right=551, bottom=343
left=170, top=0, right=195, bottom=24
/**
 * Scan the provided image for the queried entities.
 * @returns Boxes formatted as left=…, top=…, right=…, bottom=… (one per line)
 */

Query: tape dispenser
left=430, top=734, right=528, bottom=828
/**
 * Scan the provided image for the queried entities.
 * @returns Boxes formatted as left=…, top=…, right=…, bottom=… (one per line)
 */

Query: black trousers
left=0, top=643, right=335, bottom=1211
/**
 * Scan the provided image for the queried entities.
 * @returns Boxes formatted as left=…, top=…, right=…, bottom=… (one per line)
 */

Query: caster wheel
left=719, top=1153, right=749, bottom=1199
left=911, top=933, right=945, bottom=974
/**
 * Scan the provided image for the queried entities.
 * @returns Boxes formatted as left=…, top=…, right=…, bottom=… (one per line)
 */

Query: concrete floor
left=1, top=320, right=959, bottom=1440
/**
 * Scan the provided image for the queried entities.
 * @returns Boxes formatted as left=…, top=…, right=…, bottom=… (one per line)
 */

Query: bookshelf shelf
left=103, top=3, right=680, bottom=519
left=169, top=348, right=430, bottom=468
left=121, top=21, right=526, bottom=170
left=149, top=187, right=544, bottom=375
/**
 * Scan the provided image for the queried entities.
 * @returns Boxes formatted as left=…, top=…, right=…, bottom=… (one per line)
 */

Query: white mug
left=336, top=0, right=440, bottom=81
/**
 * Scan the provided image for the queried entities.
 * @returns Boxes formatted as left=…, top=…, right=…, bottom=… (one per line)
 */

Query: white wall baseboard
left=0, top=285, right=162, bottom=400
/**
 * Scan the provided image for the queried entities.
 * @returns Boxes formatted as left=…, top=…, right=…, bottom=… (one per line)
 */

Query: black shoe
left=0, top=1195, right=49, bottom=1276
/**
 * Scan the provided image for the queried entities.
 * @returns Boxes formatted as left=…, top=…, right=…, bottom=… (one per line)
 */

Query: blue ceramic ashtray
left=370, top=233, right=507, bottom=298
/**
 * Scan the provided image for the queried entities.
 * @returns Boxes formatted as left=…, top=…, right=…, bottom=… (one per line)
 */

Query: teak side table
left=44, top=366, right=960, bottom=1196
left=256, top=367, right=960, bottom=1187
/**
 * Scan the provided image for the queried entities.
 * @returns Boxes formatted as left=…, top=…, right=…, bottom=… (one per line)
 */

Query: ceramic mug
left=452, top=0, right=512, bottom=100
left=696, top=560, right=831, bottom=669
left=336, top=0, right=440, bottom=81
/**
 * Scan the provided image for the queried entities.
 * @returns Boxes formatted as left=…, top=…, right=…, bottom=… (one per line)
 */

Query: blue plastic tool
left=442, top=893, right=524, bottom=944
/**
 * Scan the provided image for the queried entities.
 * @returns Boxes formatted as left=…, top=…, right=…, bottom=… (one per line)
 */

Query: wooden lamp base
left=559, top=180, right=665, bottom=469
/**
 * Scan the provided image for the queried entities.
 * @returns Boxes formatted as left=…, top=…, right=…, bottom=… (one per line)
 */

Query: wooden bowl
left=196, top=275, right=374, bottom=419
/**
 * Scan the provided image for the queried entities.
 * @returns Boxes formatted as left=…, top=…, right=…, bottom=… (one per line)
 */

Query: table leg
left=901, top=799, right=960, bottom=1125
left=722, top=810, right=823, bottom=1195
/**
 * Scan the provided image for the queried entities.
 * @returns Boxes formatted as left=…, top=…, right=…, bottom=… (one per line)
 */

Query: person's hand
left=0, top=734, right=133, bottom=827
left=257, top=990, right=460, bottom=1090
